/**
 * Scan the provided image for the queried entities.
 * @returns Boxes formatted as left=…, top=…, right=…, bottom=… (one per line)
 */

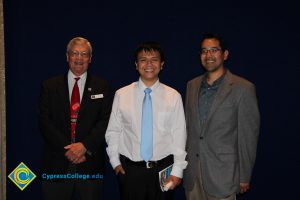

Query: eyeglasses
left=68, top=51, right=90, bottom=58
left=200, top=47, right=221, bottom=55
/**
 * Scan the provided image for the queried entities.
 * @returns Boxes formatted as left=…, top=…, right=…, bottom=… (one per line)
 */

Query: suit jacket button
left=199, top=136, right=203, bottom=140
left=196, top=153, right=199, bottom=157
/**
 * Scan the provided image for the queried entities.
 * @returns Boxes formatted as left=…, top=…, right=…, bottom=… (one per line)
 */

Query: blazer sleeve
left=38, top=81, right=70, bottom=152
left=238, top=83, right=260, bottom=183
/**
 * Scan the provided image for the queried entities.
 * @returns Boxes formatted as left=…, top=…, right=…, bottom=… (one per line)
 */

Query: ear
left=66, top=53, right=69, bottom=62
left=160, top=62, right=164, bottom=70
left=89, top=55, right=92, bottom=63
left=224, top=50, right=229, bottom=60
left=135, top=62, right=138, bottom=70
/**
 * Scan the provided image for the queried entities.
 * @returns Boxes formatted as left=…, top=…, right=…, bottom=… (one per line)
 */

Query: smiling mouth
left=74, top=61, right=84, bottom=65
left=144, top=68, right=154, bottom=72
left=206, top=58, right=216, bottom=63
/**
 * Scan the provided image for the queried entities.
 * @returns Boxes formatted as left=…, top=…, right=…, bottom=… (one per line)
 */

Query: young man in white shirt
left=105, top=42, right=187, bottom=200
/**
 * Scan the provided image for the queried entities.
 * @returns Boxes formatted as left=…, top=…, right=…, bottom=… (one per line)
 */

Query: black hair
left=200, top=33, right=228, bottom=52
left=134, top=41, right=165, bottom=62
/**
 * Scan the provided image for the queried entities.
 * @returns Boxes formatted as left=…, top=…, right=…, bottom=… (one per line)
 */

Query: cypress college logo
left=8, top=162, right=36, bottom=191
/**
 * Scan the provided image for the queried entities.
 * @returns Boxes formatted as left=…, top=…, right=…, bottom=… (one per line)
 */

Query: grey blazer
left=183, top=70, right=260, bottom=198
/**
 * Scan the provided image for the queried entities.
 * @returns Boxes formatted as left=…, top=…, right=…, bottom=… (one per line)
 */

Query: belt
left=121, top=155, right=173, bottom=169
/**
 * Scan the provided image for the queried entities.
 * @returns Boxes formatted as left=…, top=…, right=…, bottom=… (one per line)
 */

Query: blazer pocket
left=217, top=147, right=237, bottom=161
left=218, top=102, right=234, bottom=109
left=90, top=97, right=103, bottom=104
left=218, top=152, right=237, bottom=163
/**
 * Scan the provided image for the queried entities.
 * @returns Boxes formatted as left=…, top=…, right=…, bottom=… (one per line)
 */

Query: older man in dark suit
left=183, top=33, right=260, bottom=200
left=38, top=37, right=112, bottom=200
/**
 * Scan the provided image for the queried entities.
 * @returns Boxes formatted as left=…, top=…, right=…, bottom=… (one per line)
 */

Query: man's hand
left=240, top=183, right=250, bottom=193
left=165, top=175, right=181, bottom=190
left=71, top=155, right=86, bottom=164
left=64, top=142, right=87, bottom=164
left=114, top=165, right=125, bottom=175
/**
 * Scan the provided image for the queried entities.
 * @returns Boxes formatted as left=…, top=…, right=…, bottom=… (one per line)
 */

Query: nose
left=75, top=54, right=84, bottom=60
left=146, top=60, right=153, bottom=65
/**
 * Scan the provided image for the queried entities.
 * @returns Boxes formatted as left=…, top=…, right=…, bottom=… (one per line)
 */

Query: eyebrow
left=201, top=47, right=220, bottom=49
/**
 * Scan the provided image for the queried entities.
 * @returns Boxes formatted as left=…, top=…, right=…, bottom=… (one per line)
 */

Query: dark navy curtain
left=4, top=0, right=300, bottom=199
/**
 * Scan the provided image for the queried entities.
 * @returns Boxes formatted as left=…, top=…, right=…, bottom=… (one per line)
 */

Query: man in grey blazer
left=183, top=33, right=260, bottom=200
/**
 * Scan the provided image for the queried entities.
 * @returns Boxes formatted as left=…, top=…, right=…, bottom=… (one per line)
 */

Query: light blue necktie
left=141, top=88, right=153, bottom=162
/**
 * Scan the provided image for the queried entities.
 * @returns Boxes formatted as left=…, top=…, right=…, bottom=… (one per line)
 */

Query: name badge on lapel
left=91, top=94, right=104, bottom=99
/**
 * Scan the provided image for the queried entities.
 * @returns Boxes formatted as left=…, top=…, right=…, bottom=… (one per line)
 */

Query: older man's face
left=67, top=43, right=91, bottom=76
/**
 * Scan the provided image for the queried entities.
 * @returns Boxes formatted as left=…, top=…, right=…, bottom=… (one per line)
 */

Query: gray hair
left=66, top=37, right=93, bottom=55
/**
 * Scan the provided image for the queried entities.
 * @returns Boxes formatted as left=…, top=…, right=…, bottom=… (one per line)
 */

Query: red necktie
left=70, top=77, right=80, bottom=143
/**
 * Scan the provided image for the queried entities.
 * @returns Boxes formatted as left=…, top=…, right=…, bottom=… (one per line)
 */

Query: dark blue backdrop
left=4, top=0, right=300, bottom=199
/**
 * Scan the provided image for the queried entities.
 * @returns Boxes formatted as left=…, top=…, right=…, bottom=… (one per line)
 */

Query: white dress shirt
left=105, top=78, right=187, bottom=178
left=67, top=70, right=87, bottom=102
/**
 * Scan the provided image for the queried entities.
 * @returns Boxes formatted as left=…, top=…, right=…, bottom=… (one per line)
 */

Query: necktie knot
left=144, top=88, right=152, bottom=94
left=75, top=77, right=80, bottom=82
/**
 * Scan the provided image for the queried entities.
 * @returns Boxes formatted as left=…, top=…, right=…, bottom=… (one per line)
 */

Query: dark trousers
left=42, top=179, right=103, bottom=200
left=118, top=155, right=174, bottom=200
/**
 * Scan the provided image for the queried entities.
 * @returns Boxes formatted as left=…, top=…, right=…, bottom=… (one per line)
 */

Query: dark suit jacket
left=38, top=73, right=112, bottom=176
left=183, top=70, right=260, bottom=198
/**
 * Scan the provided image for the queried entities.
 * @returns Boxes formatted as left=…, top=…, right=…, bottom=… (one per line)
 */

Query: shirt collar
left=68, top=70, right=87, bottom=82
left=138, top=77, right=160, bottom=92
left=202, top=68, right=227, bottom=88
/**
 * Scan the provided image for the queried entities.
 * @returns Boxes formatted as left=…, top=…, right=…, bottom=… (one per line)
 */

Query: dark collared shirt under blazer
left=198, top=73, right=225, bottom=122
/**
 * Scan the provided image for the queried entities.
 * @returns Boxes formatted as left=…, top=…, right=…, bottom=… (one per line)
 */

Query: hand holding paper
left=163, top=181, right=173, bottom=191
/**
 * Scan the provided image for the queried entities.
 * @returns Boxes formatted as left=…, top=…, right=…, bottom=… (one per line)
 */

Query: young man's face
left=200, top=38, right=228, bottom=73
left=135, top=50, right=164, bottom=86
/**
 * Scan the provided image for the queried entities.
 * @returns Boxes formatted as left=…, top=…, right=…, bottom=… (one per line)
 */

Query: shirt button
left=196, top=154, right=199, bottom=157
left=200, top=136, right=203, bottom=140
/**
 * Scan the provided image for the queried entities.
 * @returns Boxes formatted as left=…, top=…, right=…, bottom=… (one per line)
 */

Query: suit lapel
left=57, top=75, right=71, bottom=127
left=194, top=76, right=204, bottom=135
left=79, top=74, right=92, bottom=114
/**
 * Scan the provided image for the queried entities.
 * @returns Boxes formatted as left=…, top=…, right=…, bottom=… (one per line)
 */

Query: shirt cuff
left=86, top=150, right=92, bottom=156
left=170, top=165, right=183, bottom=178
left=110, top=156, right=121, bottom=169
